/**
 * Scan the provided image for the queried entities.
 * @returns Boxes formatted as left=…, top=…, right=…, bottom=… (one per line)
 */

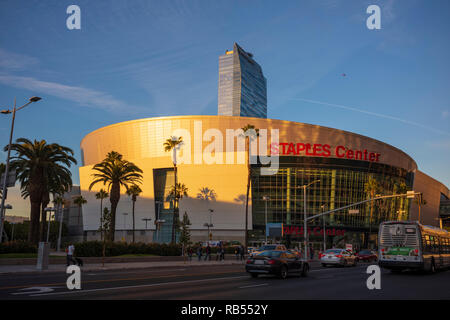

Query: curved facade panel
left=79, top=115, right=428, bottom=248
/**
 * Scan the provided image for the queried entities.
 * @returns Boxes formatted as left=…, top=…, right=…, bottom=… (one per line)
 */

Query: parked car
left=356, top=250, right=378, bottom=262
left=250, top=244, right=287, bottom=257
left=247, top=247, right=257, bottom=254
left=246, top=250, right=309, bottom=279
left=320, top=248, right=358, bottom=267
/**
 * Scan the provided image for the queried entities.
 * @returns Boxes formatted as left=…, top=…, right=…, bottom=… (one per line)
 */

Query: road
left=0, top=262, right=448, bottom=300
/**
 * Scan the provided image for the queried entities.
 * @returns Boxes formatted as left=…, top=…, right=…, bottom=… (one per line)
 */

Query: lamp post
left=262, top=195, right=270, bottom=244
left=203, top=209, right=214, bottom=242
left=1, top=204, right=12, bottom=241
left=302, top=179, right=320, bottom=261
left=208, top=209, right=214, bottom=240
left=56, top=201, right=64, bottom=252
left=44, top=207, right=56, bottom=243
left=155, top=201, right=162, bottom=242
left=321, top=204, right=327, bottom=252
left=0, top=96, right=42, bottom=243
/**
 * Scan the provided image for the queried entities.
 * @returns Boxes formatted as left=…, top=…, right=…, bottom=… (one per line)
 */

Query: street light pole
left=303, top=179, right=320, bottom=261
left=0, top=96, right=41, bottom=243
left=321, top=204, right=327, bottom=252
left=57, top=200, right=64, bottom=252
left=262, top=195, right=269, bottom=244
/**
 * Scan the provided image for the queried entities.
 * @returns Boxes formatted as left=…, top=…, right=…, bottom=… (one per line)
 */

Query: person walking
left=205, top=244, right=211, bottom=261
left=240, top=245, right=245, bottom=261
left=66, top=243, right=76, bottom=266
left=188, top=247, right=193, bottom=261
left=309, top=243, right=315, bottom=260
left=197, top=246, right=203, bottom=261
left=235, top=246, right=239, bottom=260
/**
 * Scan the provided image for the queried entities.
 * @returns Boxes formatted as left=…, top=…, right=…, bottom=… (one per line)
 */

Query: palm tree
left=126, top=184, right=142, bottom=243
left=73, top=195, right=87, bottom=225
left=164, top=136, right=183, bottom=243
left=241, top=124, right=259, bottom=251
left=5, top=138, right=76, bottom=244
left=95, top=189, right=109, bottom=240
left=168, top=182, right=188, bottom=243
left=89, top=151, right=143, bottom=241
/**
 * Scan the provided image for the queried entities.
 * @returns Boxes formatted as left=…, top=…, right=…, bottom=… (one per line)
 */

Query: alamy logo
left=366, top=5, right=381, bottom=30
left=66, top=5, right=81, bottom=30
left=66, top=265, right=81, bottom=290
left=168, top=121, right=279, bottom=175
left=366, top=265, right=381, bottom=290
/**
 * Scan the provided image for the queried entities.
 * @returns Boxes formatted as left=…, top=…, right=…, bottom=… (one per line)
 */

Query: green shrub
left=0, top=241, right=37, bottom=254
left=73, top=241, right=182, bottom=257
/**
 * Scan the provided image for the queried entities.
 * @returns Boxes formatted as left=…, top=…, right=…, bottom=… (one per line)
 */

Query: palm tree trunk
left=245, top=138, right=250, bottom=251
left=29, top=201, right=41, bottom=244
left=132, top=200, right=135, bottom=243
left=172, top=164, right=177, bottom=243
left=100, top=199, right=103, bottom=241
left=109, top=183, right=120, bottom=242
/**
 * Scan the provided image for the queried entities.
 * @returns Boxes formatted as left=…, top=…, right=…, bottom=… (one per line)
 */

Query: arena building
left=78, top=115, right=450, bottom=249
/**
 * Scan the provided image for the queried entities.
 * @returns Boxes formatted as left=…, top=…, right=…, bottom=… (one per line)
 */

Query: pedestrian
left=309, top=243, right=314, bottom=260
left=66, top=243, right=76, bottom=266
left=197, top=246, right=203, bottom=261
left=205, top=244, right=211, bottom=261
left=188, top=247, right=193, bottom=261
left=235, top=246, right=239, bottom=260
left=240, top=245, right=245, bottom=261
left=221, top=246, right=225, bottom=261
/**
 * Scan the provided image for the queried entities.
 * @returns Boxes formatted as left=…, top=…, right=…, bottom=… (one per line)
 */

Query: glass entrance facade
left=251, top=157, right=414, bottom=249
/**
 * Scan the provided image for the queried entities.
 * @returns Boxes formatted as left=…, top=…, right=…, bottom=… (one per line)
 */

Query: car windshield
left=325, top=249, right=342, bottom=254
left=257, top=250, right=282, bottom=258
left=359, top=250, right=372, bottom=254
left=259, top=245, right=277, bottom=251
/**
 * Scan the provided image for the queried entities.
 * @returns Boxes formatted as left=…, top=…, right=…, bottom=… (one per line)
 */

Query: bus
left=378, top=221, right=450, bottom=273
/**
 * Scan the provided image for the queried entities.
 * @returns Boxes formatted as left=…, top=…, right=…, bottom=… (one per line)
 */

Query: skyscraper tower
left=217, top=43, right=267, bottom=118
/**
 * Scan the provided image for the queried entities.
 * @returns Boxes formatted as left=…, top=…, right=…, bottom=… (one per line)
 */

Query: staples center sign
left=270, top=142, right=381, bottom=163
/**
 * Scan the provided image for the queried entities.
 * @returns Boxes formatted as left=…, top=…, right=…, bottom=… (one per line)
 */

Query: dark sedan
left=245, top=250, right=309, bottom=279
left=356, top=250, right=378, bottom=262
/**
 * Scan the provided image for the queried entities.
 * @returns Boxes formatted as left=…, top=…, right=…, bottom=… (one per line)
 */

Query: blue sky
left=0, top=0, right=449, bottom=217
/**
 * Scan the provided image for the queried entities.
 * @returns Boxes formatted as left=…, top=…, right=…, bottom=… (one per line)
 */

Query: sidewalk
left=0, top=258, right=248, bottom=275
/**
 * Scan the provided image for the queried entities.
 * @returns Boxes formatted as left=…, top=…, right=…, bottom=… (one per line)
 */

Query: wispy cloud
left=293, top=98, right=450, bottom=136
left=0, top=73, right=146, bottom=114
left=0, top=49, right=39, bottom=70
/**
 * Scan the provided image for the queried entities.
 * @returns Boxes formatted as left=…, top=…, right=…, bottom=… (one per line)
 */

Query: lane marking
left=239, top=283, right=268, bottom=289
left=29, top=275, right=250, bottom=297
left=1, top=269, right=241, bottom=291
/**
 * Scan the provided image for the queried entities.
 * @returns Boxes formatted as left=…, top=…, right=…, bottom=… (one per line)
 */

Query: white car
left=320, top=249, right=357, bottom=267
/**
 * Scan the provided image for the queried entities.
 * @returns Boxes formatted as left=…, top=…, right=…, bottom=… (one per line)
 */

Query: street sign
left=346, top=243, right=353, bottom=251
left=348, top=209, right=359, bottom=214
left=406, top=191, right=415, bottom=199
left=0, top=170, right=16, bottom=189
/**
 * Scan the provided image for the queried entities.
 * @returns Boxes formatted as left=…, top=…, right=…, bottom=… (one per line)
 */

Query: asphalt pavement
left=0, top=261, right=448, bottom=300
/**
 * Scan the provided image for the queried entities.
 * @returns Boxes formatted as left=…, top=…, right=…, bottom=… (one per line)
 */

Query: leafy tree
left=98, top=207, right=112, bottom=266
left=126, top=185, right=142, bottom=243
left=95, top=189, right=109, bottom=240
left=168, top=183, right=188, bottom=243
left=5, top=138, right=76, bottom=244
left=89, top=151, right=143, bottom=241
left=179, top=211, right=192, bottom=256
